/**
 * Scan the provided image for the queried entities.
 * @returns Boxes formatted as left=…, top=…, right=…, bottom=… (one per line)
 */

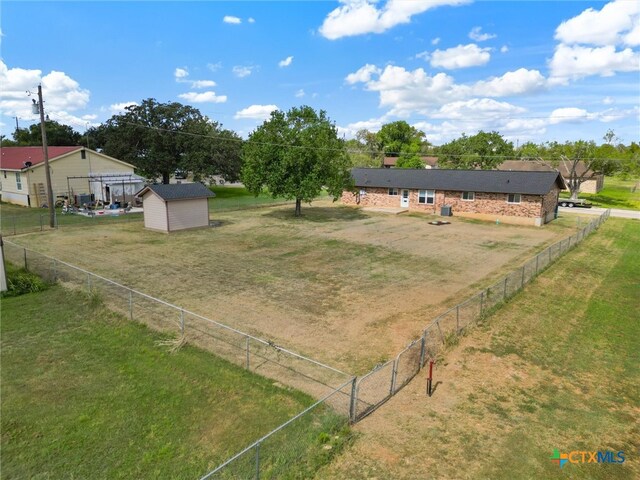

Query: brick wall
left=342, top=187, right=557, bottom=226
left=541, top=187, right=560, bottom=224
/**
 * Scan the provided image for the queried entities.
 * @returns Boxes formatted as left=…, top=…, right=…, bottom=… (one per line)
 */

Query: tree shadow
left=263, top=205, right=370, bottom=223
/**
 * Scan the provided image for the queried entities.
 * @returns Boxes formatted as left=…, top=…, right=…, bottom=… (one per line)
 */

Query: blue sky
left=1, top=0, right=638, bottom=146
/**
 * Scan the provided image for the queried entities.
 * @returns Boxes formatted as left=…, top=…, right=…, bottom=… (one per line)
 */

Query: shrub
left=2, top=267, right=48, bottom=297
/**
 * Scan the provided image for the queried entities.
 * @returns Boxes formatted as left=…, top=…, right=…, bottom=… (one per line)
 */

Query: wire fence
left=2, top=208, right=610, bottom=478
left=349, top=209, right=610, bottom=421
left=2, top=238, right=354, bottom=479
left=0, top=211, right=143, bottom=236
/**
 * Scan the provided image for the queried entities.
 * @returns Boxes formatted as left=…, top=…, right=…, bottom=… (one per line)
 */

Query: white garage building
left=136, top=183, right=215, bottom=233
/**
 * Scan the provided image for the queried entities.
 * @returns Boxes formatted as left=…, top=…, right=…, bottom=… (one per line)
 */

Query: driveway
left=558, top=206, right=640, bottom=220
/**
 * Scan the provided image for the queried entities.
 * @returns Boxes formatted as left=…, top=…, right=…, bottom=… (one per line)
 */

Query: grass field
left=1, top=285, right=350, bottom=479
left=560, top=176, right=640, bottom=210
left=6, top=201, right=580, bottom=374
left=319, top=217, right=639, bottom=479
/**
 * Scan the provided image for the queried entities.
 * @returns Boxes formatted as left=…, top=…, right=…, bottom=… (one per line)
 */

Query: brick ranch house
left=341, top=168, right=567, bottom=226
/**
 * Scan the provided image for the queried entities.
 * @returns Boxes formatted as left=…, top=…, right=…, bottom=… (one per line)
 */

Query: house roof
left=497, top=159, right=599, bottom=178
left=351, top=168, right=566, bottom=195
left=136, top=183, right=215, bottom=201
left=0, top=146, right=82, bottom=170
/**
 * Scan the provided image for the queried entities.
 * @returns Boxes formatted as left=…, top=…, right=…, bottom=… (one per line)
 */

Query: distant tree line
left=2, top=99, right=638, bottom=212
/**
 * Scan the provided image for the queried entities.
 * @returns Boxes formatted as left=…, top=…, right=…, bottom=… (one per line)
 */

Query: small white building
left=136, top=183, right=215, bottom=233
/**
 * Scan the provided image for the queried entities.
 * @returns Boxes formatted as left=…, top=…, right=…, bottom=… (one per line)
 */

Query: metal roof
left=351, top=168, right=565, bottom=195
left=0, top=146, right=81, bottom=170
left=136, top=183, right=215, bottom=201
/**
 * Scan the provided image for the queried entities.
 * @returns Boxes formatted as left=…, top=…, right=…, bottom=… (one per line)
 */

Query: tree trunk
left=162, top=172, right=170, bottom=184
left=295, top=198, right=302, bottom=217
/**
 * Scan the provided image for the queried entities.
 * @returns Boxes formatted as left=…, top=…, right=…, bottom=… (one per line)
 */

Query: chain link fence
left=349, top=209, right=610, bottom=422
left=3, top=209, right=610, bottom=478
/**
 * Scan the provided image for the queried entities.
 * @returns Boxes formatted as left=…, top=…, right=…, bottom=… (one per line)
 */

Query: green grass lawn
left=1, top=285, right=350, bottom=479
left=208, top=185, right=329, bottom=212
left=561, top=176, right=640, bottom=210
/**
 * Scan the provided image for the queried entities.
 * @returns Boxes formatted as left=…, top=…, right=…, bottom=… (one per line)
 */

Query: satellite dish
left=23, top=161, right=33, bottom=168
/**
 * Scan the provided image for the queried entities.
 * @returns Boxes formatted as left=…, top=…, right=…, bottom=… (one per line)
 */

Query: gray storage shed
left=136, top=183, right=215, bottom=233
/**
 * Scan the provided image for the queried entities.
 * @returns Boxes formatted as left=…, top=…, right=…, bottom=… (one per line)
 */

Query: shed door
left=400, top=189, right=409, bottom=208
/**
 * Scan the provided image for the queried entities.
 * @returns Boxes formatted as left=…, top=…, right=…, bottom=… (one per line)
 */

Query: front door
left=401, top=189, right=409, bottom=208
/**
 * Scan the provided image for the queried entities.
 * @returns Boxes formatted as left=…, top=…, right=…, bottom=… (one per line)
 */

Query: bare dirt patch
left=12, top=201, right=574, bottom=374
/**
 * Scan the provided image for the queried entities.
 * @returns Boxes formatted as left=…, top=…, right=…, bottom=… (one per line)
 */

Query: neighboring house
left=383, top=156, right=439, bottom=169
left=0, top=146, right=136, bottom=207
left=136, top=183, right=215, bottom=233
left=342, top=168, right=566, bottom=226
left=497, top=160, right=604, bottom=194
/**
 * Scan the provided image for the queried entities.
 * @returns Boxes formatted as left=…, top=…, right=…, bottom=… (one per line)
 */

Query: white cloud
left=549, top=44, right=640, bottom=84
left=500, top=45, right=509, bottom=53
left=248, top=17, right=256, bottom=24
left=337, top=116, right=388, bottom=139
left=468, top=26, right=496, bottom=42
left=223, top=15, right=242, bottom=24
left=625, top=22, right=640, bottom=46
left=109, top=101, right=138, bottom=114
left=431, top=37, right=441, bottom=45
left=232, top=66, right=254, bottom=78
left=430, top=44, right=491, bottom=69
left=431, top=98, right=526, bottom=119
left=207, top=62, right=222, bottom=72
left=191, top=80, right=217, bottom=88
left=319, top=0, right=469, bottom=40
left=178, top=91, right=227, bottom=103
left=602, top=96, right=614, bottom=105
left=295, top=89, right=305, bottom=98
left=234, top=104, right=279, bottom=120
left=549, top=107, right=594, bottom=124
left=555, top=0, right=639, bottom=47
left=174, top=67, right=189, bottom=79
left=278, top=56, right=294, bottom=67
left=345, top=64, right=381, bottom=84
left=472, top=68, right=547, bottom=97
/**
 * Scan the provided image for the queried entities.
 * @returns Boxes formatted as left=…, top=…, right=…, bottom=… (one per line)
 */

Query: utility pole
left=36, top=85, right=56, bottom=228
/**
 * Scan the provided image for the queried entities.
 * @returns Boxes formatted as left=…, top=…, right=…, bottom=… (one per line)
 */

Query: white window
left=388, top=188, right=398, bottom=196
left=15, top=172, right=22, bottom=191
left=507, top=193, right=521, bottom=204
left=418, top=189, right=435, bottom=204
left=462, top=191, right=475, bottom=201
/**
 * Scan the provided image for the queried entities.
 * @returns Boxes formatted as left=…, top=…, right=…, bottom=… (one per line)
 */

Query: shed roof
left=136, top=183, right=215, bottom=201
left=351, top=168, right=565, bottom=195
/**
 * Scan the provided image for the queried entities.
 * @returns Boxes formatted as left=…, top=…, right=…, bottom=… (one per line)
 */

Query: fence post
left=255, top=442, right=261, bottom=480
left=349, top=377, right=357, bottom=423
left=390, top=358, right=398, bottom=395
left=13, top=217, right=16, bottom=235
left=480, top=291, right=484, bottom=315
left=180, top=309, right=185, bottom=337
left=52, top=259, right=57, bottom=282
left=246, top=337, right=250, bottom=370
left=40, top=215, right=44, bottom=231
left=549, top=245, right=552, bottom=263
left=23, top=248, right=28, bottom=270
left=87, top=273, right=91, bottom=293
left=521, top=265, right=525, bottom=289
left=419, top=333, right=426, bottom=368
left=456, top=305, right=460, bottom=332
left=436, top=320, right=445, bottom=345
left=503, top=276, right=508, bottom=300
left=535, top=254, right=539, bottom=274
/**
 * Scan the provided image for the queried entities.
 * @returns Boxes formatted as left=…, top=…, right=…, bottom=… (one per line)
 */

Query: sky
left=1, top=0, right=639, bottom=146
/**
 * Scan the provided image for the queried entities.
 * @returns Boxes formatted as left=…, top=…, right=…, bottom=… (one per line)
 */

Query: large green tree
left=439, top=131, right=514, bottom=169
left=345, top=129, right=384, bottom=167
left=5, top=120, right=82, bottom=146
left=376, top=121, right=428, bottom=160
left=91, top=98, right=242, bottom=184
left=242, top=106, right=352, bottom=216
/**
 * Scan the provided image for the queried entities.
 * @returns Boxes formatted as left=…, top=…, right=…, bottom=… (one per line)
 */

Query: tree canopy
left=438, top=131, right=514, bottom=170
left=1, top=120, right=82, bottom=147
left=377, top=121, right=428, bottom=159
left=90, top=98, right=242, bottom=184
left=242, top=105, right=352, bottom=216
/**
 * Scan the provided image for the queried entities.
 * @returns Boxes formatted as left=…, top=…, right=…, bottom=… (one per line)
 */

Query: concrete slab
left=362, top=207, right=409, bottom=215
